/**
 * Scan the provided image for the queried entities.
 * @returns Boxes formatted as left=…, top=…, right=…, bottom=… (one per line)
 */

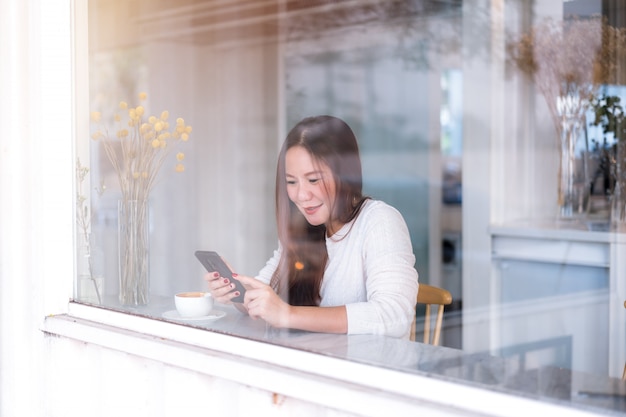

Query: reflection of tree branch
left=285, top=0, right=463, bottom=70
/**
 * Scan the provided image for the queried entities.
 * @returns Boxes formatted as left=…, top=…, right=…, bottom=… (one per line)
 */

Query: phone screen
left=195, top=250, right=246, bottom=303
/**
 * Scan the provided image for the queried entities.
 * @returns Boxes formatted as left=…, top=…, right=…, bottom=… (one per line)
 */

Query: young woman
left=205, top=115, right=419, bottom=339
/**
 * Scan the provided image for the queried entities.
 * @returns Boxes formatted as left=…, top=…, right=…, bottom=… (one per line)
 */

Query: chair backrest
left=411, top=283, right=452, bottom=346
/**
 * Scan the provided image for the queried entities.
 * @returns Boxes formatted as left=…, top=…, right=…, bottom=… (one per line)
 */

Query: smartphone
left=195, top=250, right=246, bottom=303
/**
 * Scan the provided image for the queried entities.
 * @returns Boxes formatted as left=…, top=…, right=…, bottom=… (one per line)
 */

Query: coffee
left=177, top=292, right=204, bottom=298
left=174, top=291, right=214, bottom=317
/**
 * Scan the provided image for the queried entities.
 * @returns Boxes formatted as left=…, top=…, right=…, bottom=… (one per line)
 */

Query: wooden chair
left=411, top=283, right=452, bottom=346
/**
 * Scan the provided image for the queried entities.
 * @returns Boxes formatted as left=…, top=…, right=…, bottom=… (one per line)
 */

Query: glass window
left=77, top=0, right=626, bottom=414
left=81, top=0, right=458, bottom=318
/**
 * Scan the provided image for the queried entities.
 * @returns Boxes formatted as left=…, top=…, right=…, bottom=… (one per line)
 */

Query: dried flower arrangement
left=508, top=16, right=604, bottom=137
left=90, top=92, right=192, bottom=204
left=89, top=92, right=192, bottom=304
left=508, top=16, right=626, bottom=219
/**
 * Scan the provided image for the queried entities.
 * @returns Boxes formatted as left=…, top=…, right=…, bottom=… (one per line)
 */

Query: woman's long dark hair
left=271, top=116, right=369, bottom=306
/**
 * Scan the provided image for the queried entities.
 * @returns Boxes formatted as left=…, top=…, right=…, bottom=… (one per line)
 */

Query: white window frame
left=36, top=1, right=608, bottom=416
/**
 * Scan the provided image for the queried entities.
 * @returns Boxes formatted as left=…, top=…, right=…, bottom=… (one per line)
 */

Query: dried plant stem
left=76, top=158, right=102, bottom=304
left=118, top=199, right=149, bottom=305
left=78, top=218, right=103, bottom=305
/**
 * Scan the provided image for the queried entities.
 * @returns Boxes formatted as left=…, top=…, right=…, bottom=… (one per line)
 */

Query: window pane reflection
left=78, top=2, right=626, bottom=413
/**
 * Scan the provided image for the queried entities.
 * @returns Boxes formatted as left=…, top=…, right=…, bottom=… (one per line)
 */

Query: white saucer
left=162, top=310, right=226, bottom=322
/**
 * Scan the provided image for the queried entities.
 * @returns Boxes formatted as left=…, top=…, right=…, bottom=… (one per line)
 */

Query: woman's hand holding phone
left=204, top=270, right=246, bottom=304
left=196, top=250, right=247, bottom=303
left=196, top=250, right=291, bottom=325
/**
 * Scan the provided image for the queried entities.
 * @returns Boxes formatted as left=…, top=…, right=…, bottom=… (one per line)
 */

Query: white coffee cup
left=174, top=292, right=214, bottom=317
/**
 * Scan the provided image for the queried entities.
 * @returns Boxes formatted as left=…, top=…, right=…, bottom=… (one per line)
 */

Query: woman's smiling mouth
left=302, top=204, right=322, bottom=215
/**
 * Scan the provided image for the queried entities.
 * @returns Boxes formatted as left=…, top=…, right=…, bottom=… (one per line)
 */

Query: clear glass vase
left=557, top=106, right=590, bottom=220
left=118, top=199, right=150, bottom=305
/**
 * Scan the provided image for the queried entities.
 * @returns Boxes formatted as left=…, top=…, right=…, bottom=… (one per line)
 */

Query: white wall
left=461, top=0, right=496, bottom=353
left=460, top=0, right=566, bottom=354
left=44, top=336, right=347, bottom=417
left=0, top=0, right=74, bottom=415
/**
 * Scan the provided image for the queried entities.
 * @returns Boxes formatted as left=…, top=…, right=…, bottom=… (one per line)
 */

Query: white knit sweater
left=256, top=200, right=419, bottom=339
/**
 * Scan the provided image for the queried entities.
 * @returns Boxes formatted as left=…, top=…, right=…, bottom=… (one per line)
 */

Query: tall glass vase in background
left=611, top=142, right=626, bottom=230
left=118, top=199, right=150, bottom=305
left=557, top=97, right=590, bottom=220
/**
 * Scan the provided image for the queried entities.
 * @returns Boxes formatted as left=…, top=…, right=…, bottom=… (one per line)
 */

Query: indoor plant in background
left=91, top=92, right=192, bottom=305
left=509, top=17, right=625, bottom=221
left=589, top=93, right=626, bottom=228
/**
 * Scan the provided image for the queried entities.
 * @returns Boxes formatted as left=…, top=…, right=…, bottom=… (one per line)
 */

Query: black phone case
left=195, top=250, right=246, bottom=303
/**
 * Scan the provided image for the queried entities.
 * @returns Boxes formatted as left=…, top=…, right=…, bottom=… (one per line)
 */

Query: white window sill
left=40, top=302, right=613, bottom=417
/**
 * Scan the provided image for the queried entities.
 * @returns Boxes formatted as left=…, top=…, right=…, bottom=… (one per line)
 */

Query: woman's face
left=285, top=146, right=337, bottom=229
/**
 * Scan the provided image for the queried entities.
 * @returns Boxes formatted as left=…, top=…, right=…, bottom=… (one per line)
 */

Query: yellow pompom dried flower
left=90, top=94, right=191, bottom=215
left=181, top=133, right=189, bottom=142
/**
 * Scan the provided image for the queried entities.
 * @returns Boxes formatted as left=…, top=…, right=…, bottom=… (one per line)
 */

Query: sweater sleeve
left=345, top=205, right=419, bottom=339
left=255, top=243, right=282, bottom=285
